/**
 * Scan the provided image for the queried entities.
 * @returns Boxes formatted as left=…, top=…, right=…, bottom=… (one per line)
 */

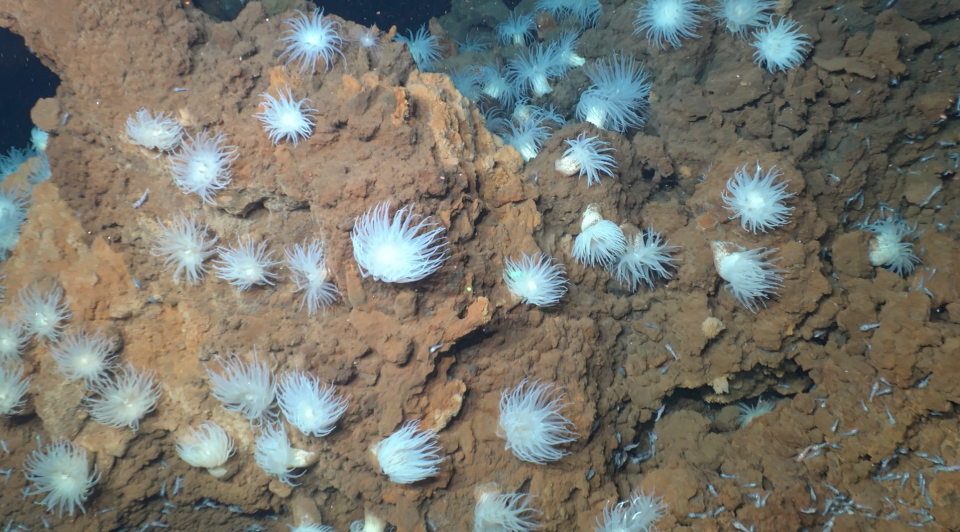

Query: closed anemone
left=595, top=490, right=667, bottom=532
left=279, top=9, right=345, bottom=75
left=214, top=236, right=281, bottom=291
left=351, top=202, right=449, bottom=284
left=572, top=205, right=626, bottom=268
left=254, top=422, right=315, bottom=485
left=284, top=239, right=339, bottom=315
left=750, top=17, right=812, bottom=73
left=615, top=227, right=679, bottom=291
left=176, top=421, right=235, bottom=478
left=502, top=253, right=568, bottom=307
left=18, top=283, right=72, bottom=342
left=722, top=162, right=794, bottom=233
left=49, top=328, right=117, bottom=388
left=152, top=213, right=219, bottom=285
left=0, top=364, right=31, bottom=417
left=474, top=484, right=542, bottom=532
left=371, top=419, right=444, bottom=484
left=277, top=370, right=348, bottom=437
left=125, top=108, right=183, bottom=152
left=711, top=242, right=783, bottom=312
left=555, top=132, right=617, bottom=186
left=84, top=363, right=162, bottom=432
left=498, top=379, right=577, bottom=464
left=168, top=130, right=238, bottom=205
left=23, top=440, right=99, bottom=517
left=206, top=349, right=276, bottom=423
left=254, top=87, right=317, bottom=146
left=632, top=0, right=706, bottom=49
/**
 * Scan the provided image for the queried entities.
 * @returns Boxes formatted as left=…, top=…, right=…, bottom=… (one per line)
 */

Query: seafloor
left=1, top=0, right=959, bottom=531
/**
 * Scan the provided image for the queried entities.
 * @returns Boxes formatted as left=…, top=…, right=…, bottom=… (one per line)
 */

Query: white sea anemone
left=449, top=66, right=484, bottom=102
left=168, top=130, right=238, bottom=205
left=152, top=213, right=218, bottom=285
left=176, top=421, right=235, bottom=478
left=498, top=379, right=577, bottom=464
left=722, top=162, right=794, bottom=233
left=285, top=240, right=339, bottom=314
left=615, top=228, right=679, bottom=291
left=552, top=31, right=586, bottom=68
left=497, top=10, right=537, bottom=47
left=712, top=0, right=777, bottom=37
left=214, top=236, right=281, bottom=291
left=0, top=364, right=30, bottom=417
left=394, top=25, right=442, bottom=72
left=595, top=490, right=667, bottom=532
left=456, top=34, right=492, bottom=53
left=555, top=132, right=617, bottom=186
left=23, top=440, right=99, bottom=517
left=279, top=9, right=345, bottom=76
left=503, top=116, right=553, bottom=162
left=632, top=0, right=706, bottom=49
left=31, top=127, right=49, bottom=152
left=0, top=315, right=27, bottom=363
left=503, top=253, right=568, bottom=307
left=0, top=184, right=30, bottom=226
left=351, top=25, right=383, bottom=59
left=125, top=109, right=183, bottom=152
left=254, top=87, right=317, bottom=146
left=474, top=484, right=542, bottom=532
left=49, top=328, right=117, bottom=388
left=863, top=216, right=921, bottom=277
left=18, top=283, right=72, bottom=342
left=371, top=419, right=444, bottom=484
left=507, top=43, right=567, bottom=98
left=572, top=205, right=626, bottom=268
left=278, top=370, right=348, bottom=437
left=536, top=0, right=603, bottom=28
left=206, top=349, right=276, bottom=422
left=736, top=398, right=775, bottom=428
left=751, top=17, right=812, bottom=73
left=292, top=525, right=335, bottom=532
left=576, top=53, right=652, bottom=133
left=254, top=422, right=315, bottom=485
left=480, top=64, right=518, bottom=108
left=711, top=242, right=783, bottom=312
left=85, top=363, right=162, bottom=432
left=351, top=202, right=449, bottom=283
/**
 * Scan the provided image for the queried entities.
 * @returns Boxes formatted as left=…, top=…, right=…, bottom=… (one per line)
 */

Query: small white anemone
left=125, top=108, right=183, bottom=152
left=254, top=422, right=316, bottom=485
left=632, top=0, right=706, bottom=49
left=351, top=25, right=383, bottom=60
left=351, top=202, right=449, bottom=283
left=18, top=283, right=72, bottom=342
left=736, top=398, right=776, bottom=428
left=595, top=489, right=667, bottom=532
left=206, top=348, right=276, bottom=423
left=712, top=0, right=777, bottom=37
left=722, top=162, right=794, bottom=233
left=31, top=127, right=49, bottom=152
left=23, top=440, right=100, bottom=517
left=371, top=419, right=444, bottom=484
left=572, top=204, right=626, bottom=268
left=168, top=130, right=238, bottom=205
left=615, top=227, right=679, bottom=291
left=503, top=116, right=553, bottom=162
left=496, top=10, right=537, bottom=47
left=0, top=364, right=31, bottom=417
left=555, top=132, right=617, bottom=186
left=498, top=379, right=577, bottom=464
left=279, top=9, right=345, bottom=75
left=85, top=363, right=162, bottom=432
left=394, top=25, right=442, bottom=72
left=552, top=31, right=586, bottom=68
left=0, top=315, right=27, bottom=363
left=751, top=17, right=812, bottom=73
left=277, top=370, right=348, bottom=437
left=711, top=242, right=783, bottom=312
left=285, top=239, right=339, bottom=315
left=863, top=216, right=921, bottom=277
left=503, top=253, right=568, bottom=307
left=152, top=213, right=219, bottom=285
left=253, top=87, right=317, bottom=146
left=474, top=483, right=542, bottom=532
left=176, top=421, right=235, bottom=478
left=213, top=236, right=281, bottom=291
left=49, top=328, right=117, bottom=388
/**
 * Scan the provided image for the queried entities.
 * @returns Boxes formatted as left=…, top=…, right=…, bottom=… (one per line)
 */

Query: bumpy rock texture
left=2, top=0, right=960, bottom=530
